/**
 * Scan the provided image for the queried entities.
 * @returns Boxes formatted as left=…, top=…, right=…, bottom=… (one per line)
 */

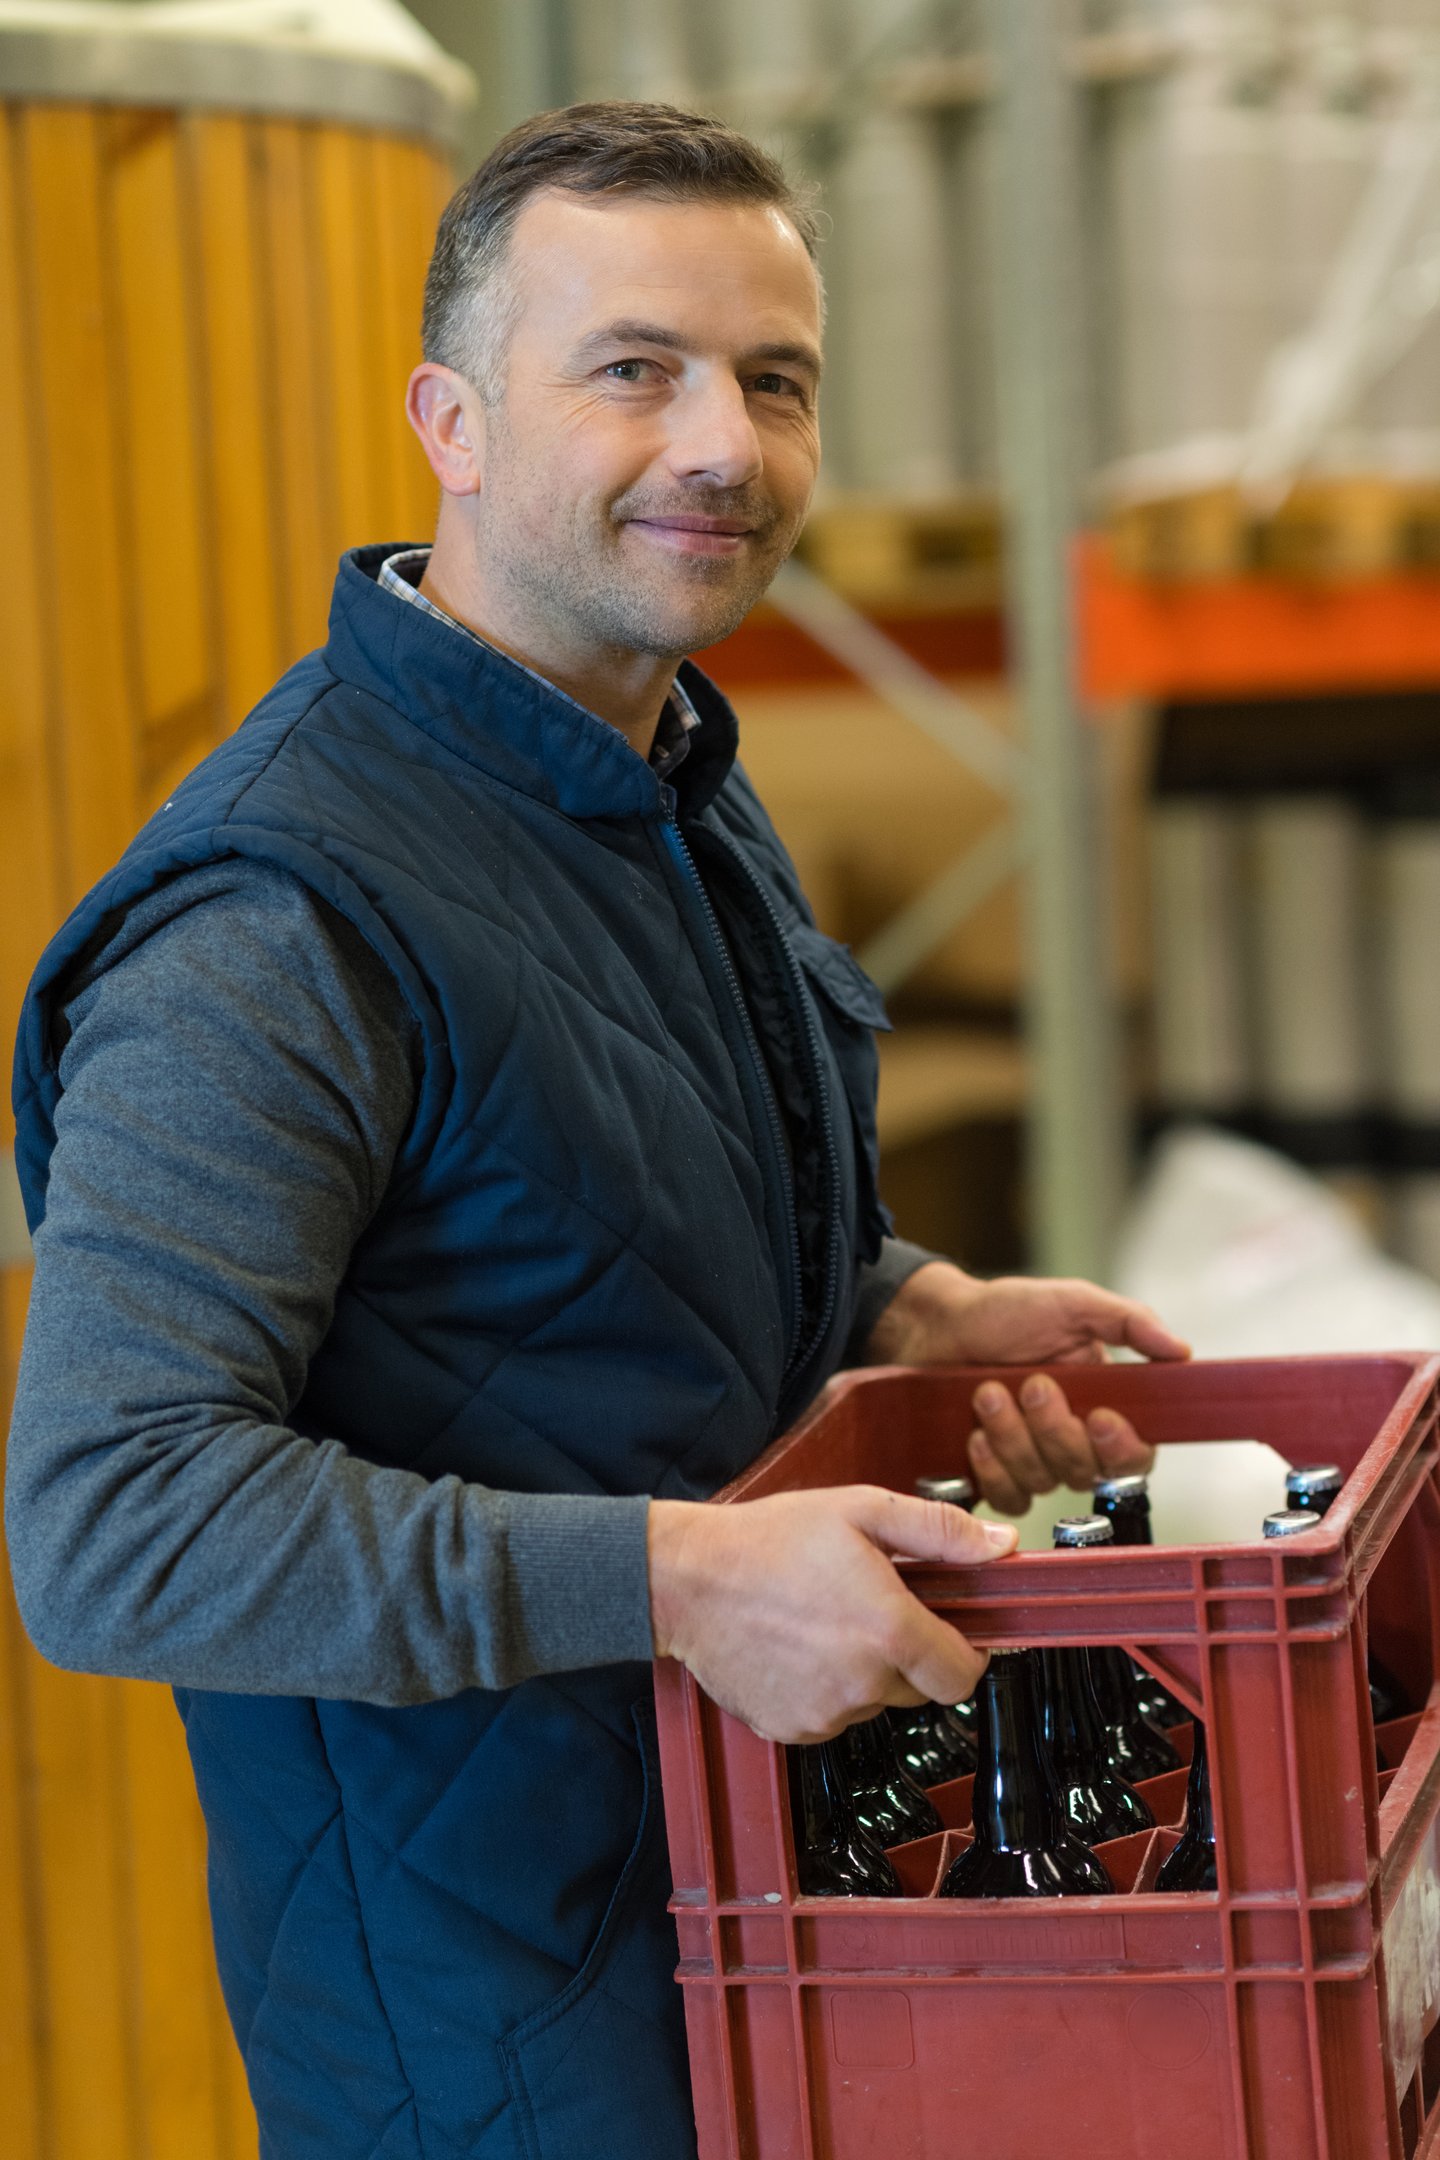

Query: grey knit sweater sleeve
left=6, top=862, right=937, bottom=1707
left=5, top=863, right=655, bottom=1704
left=845, top=1235, right=943, bottom=1358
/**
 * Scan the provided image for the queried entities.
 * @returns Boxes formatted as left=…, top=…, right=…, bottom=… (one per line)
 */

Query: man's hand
left=862, top=1260, right=1191, bottom=1516
left=648, top=1487, right=1017, bottom=1743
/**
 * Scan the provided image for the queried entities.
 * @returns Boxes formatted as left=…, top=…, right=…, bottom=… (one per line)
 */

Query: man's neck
left=417, top=552, right=677, bottom=764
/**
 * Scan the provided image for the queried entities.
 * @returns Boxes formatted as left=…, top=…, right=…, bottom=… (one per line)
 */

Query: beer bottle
left=1091, top=1471, right=1155, bottom=1543
left=839, top=1715, right=943, bottom=1848
left=941, top=1648, right=1113, bottom=1898
left=1263, top=1507, right=1321, bottom=1538
left=1092, top=1471, right=1188, bottom=1729
left=1042, top=1518, right=1156, bottom=1844
left=1284, top=1463, right=1342, bottom=1514
left=1082, top=1483, right=1180, bottom=1780
left=791, top=1740, right=902, bottom=1897
left=915, top=1475, right=979, bottom=1508
left=886, top=1705, right=973, bottom=1784
left=1282, top=1464, right=1406, bottom=1724
left=1155, top=1719, right=1219, bottom=1892
left=891, top=1472, right=984, bottom=1775
left=1088, top=1640, right=1181, bottom=1783
left=916, top=1474, right=983, bottom=1736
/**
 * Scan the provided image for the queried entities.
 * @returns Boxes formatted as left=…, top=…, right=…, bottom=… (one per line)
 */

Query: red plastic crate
left=653, top=1354, right=1440, bottom=2160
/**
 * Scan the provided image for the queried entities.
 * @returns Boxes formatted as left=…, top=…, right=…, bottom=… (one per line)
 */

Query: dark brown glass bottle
left=1283, top=1464, right=1407, bottom=1725
left=1041, top=1518, right=1156, bottom=1844
left=1093, top=1472, right=1188, bottom=1729
left=791, top=1740, right=902, bottom=1897
left=1284, top=1462, right=1343, bottom=1515
left=1083, top=1482, right=1180, bottom=1779
left=839, top=1715, right=943, bottom=1848
left=1263, top=1507, right=1321, bottom=1539
left=1155, top=1719, right=1218, bottom=1892
left=941, top=1649, right=1113, bottom=1898
left=894, top=1474, right=983, bottom=1772
left=1088, top=1644, right=1181, bottom=1782
left=915, top=1474, right=979, bottom=1509
left=886, top=1702, right=976, bottom=1783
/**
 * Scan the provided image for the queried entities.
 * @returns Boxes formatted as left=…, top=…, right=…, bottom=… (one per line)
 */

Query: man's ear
left=406, top=362, right=486, bottom=497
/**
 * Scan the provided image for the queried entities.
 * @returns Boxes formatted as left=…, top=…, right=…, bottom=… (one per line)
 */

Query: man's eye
left=751, top=373, right=803, bottom=400
left=604, top=359, right=655, bottom=383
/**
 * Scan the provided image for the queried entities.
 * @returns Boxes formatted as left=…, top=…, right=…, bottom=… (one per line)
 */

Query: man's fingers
left=899, top=1601, right=990, bottom=1706
left=1087, top=1407, right=1156, bottom=1477
left=966, top=1426, right=1031, bottom=1515
left=1119, top=1304, right=1191, bottom=1362
left=1015, top=1373, right=1096, bottom=1487
left=973, top=1373, right=1159, bottom=1495
left=1050, top=1340, right=1110, bottom=1367
left=653, top=1484, right=1016, bottom=1746
left=972, top=1380, right=1062, bottom=1494
left=772, top=1676, right=932, bottom=1746
left=1063, top=1285, right=1190, bottom=1363
left=845, top=1484, right=1019, bottom=1564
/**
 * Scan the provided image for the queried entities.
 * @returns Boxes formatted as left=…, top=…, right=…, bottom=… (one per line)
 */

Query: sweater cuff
left=845, top=1235, right=949, bottom=1364
left=487, top=1491, right=656, bottom=1678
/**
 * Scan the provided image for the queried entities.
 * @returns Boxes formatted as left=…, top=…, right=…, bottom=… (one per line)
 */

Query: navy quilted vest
left=11, top=549, right=892, bottom=2160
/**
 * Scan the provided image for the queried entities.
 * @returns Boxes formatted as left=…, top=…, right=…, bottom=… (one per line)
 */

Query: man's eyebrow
left=573, top=319, right=823, bottom=379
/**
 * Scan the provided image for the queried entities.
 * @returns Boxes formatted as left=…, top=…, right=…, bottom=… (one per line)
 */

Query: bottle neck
left=972, top=1652, right=1067, bottom=1851
left=1096, top=1496, right=1153, bottom=1548
left=799, top=1741, right=851, bottom=1845
left=1040, top=1645, right=1108, bottom=1771
left=1183, top=1722, right=1214, bottom=1845
left=843, top=1719, right=891, bottom=1785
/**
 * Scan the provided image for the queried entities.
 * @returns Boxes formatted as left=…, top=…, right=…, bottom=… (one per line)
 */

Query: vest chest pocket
left=785, top=923, right=894, bottom=1261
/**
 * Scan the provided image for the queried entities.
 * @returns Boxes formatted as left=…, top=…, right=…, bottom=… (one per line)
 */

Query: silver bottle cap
left=1093, top=1472, right=1149, bottom=1501
left=1263, top=1508, right=1321, bottom=1539
left=1053, top=1515, right=1115, bottom=1548
left=1285, top=1463, right=1342, bottom=1503
left=915, top=1474, right=976, bottom=1507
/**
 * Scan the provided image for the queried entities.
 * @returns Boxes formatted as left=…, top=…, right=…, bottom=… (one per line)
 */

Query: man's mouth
left=626, top=515, right=757, bottom=557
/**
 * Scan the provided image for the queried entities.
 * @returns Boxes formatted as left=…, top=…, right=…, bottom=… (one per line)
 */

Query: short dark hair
left=422, top=100, right=822, bottom=401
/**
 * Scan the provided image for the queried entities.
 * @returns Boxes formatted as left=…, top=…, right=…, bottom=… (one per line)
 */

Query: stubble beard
left=538, top=528, right=793, bottom=658
left=489, top=459, right=800, bottom=660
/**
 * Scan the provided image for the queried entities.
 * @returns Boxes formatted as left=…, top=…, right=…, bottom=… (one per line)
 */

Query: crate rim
left=717, top=1350, right=1440, bottom=1570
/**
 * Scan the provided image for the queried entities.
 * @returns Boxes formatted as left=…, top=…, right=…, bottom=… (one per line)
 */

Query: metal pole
left=985, top=0, right=1127, bottom=1279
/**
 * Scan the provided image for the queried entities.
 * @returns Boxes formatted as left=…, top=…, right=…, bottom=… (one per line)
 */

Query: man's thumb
left=848, top=1486, right=1019, bottom=1564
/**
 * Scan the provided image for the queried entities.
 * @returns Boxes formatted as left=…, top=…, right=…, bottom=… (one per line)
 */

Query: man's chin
left=639, top=580, right=775, bottom=658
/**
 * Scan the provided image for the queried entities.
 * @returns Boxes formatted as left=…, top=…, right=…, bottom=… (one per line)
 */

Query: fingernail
left=1020, top=1377, right=1048, bottom=1411
left=984, top=1523, right=1017, bottom=1550
left=1089, top=1411, right=1117, bottom=1439
left=976, top=1384, right=1004, bottom=1414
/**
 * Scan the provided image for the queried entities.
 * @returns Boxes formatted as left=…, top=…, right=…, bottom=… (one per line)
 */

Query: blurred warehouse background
left=6, top=0, right=1440, bottom=2152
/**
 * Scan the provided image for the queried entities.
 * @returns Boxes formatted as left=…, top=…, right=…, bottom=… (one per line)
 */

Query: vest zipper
left=709, top=830, right=844, bottom=1384
left=659, top=803, right=805, bottom=1379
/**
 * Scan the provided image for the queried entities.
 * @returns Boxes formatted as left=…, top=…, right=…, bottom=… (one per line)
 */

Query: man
left=8, top=104, right=1183, bottom=2158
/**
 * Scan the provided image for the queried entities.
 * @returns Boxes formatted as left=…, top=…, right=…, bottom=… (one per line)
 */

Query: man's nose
left=663, top=376, right=764, bottom=490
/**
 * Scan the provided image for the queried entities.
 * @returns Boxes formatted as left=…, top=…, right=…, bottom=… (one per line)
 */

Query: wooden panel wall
left=0, top=101, right=452, bottom=2159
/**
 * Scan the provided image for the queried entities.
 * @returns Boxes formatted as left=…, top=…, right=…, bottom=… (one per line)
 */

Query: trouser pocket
left=502, top=1694, right=697, bottom=2160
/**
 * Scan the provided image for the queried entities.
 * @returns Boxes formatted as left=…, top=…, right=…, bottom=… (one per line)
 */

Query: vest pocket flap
left=787, top=923, right=893, bottom=1033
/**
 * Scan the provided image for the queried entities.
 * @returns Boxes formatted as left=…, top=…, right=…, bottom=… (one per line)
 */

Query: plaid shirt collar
left=378, top=547, right=698, bottom=782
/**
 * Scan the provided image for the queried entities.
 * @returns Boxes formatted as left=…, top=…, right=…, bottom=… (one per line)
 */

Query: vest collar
left=325, top=545, right=740, bottom=821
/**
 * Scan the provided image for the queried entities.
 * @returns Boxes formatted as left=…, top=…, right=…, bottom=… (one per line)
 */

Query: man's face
left=475, top=190, right=823, bottom=660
